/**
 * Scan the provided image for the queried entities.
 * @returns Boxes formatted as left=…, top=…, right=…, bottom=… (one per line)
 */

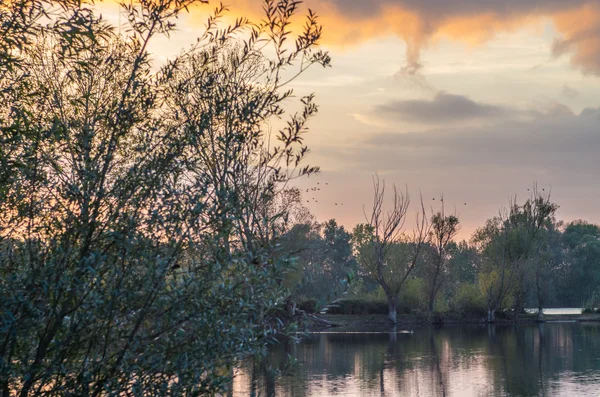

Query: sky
left=99, top=0, right=600, bottom=239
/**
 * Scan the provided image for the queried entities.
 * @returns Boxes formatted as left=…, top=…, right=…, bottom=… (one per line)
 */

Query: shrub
left=297, top=299, right=318, bottom=313
left=434, top=294, right=450, bottom=314
left=325, top=278, right=427, bottom=315
left=451, top=283, right=487, bottom=316
left=398, top=278, right=427, bottom=313
left=324, top=299, right=388, bottom=315
left=583, top=292, right=600, bottom=314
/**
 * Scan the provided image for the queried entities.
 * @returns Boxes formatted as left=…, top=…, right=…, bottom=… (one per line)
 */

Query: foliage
left=296, top=299, right=318, bottom=314
left=557, top=221, right=600, bottom=306
left=423, top=204, right=460, bottom=312
left=326, top=279, right=427, bottom=315
left=325, top=299, right=389, bottom=315
left=0, top=0, right=330, bottom=395
left=281, top=219, right=357, bottom=310
left=445, top=241, right=481, bottom=292
left=400, top=278, right=428, bottom=313
left=451, top=283, right=487, bottom=316
left=582, top=291, right=600, bottom=314
left=472, top=187, right=558, bottom=321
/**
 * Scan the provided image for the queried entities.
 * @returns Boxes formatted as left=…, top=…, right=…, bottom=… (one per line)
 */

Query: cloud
left=579, top=107, right=600, bottom=118
left=374, top=92, right=514, bottom=124
left=317, top=0, right=600, bottom=75
left=310, top=104, right=600, bottom=236
left=356, top=105, right=600, bottom=173
left=561, top=84, right=580, bottom=99
left=191, top=0, right=600, bottom=76
left=551, top=3, right=600, bottom=75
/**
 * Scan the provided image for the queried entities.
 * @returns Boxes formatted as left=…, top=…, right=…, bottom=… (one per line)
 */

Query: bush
left=398, top=278, right=427, bottom=313
left=434, top=294, right=450, bottom=314
left=583, top=292, right=600, bottom=314
left=451, top=283, right=487, bottom=316
left=297, top=299, right=318, bottom=313
left=324, top=299, right=388, bottom=315
left=325, top=278, right=427, bottom=315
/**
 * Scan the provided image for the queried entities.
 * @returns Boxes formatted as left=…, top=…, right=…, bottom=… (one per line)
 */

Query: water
left=232, top=322, right=600, bottom=396
left=525, top=308, right=583, bottom=315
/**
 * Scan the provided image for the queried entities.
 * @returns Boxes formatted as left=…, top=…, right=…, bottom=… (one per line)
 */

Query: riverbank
left=307, top=312, right=600, bottom=329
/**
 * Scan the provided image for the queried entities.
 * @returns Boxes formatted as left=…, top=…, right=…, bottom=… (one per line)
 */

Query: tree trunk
left=429, top=260, right=441, bottom=314
left=487, top=308, right=496, bottom=323
left=429, top=287, right=436, bottom=313
left=388, top=295, right=397, bottom=323
left=536, top=276, right=545, bottom=322
left=262, top=360, right=275, bottom=397
left=537, top=305, right=544, bottom=321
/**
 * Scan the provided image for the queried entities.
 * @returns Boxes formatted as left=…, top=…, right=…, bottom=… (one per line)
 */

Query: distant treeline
left=280, top=185, right=600, bottom=321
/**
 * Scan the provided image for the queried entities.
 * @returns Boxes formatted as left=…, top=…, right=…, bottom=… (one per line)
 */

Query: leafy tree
left=446, top=241, right=481, bottom=290
left=473, top=187, right=557, bottom=322
left=424, top=202, right=460, bottom=313
left=531, top=219, right=562, bottom=320
left=0, top=0, right=330, bottom=395
left=281, top=218, right=356, bottom=311
left=557, top=221, right=600, bottom=306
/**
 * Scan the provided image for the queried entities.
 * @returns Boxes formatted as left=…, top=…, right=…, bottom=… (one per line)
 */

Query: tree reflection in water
left=232, top=323, right=600, bottom=396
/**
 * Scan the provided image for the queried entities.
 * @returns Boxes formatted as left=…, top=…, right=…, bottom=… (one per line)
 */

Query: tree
left=424, top=200, right=460, bottom=313
left=355, top=176, right=430, bottom=323
left=473, top=187, right=557, bottom=322
left=280, top=217, right=356, bottom=312
left=0, top=0, right=330, bottom=394
left=512, top=188, right=558, bottom=320
left=557, top=221, right=600, bottom=306
left=446, top=241, right=481, bottom=288
left=532, top=220, right=562, bottom=320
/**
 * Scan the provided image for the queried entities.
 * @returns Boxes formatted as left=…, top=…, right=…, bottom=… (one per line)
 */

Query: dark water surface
left=232, top=322, right=600, bottom=396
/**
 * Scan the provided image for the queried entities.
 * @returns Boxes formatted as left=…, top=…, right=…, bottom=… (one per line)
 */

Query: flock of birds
left=303, top=182, right=546, bottom=210
left=304, top=180, right=464, bottom=209
left=304, top=181, right=344, bottom=206
left=432, top=197, right=467, bottom=206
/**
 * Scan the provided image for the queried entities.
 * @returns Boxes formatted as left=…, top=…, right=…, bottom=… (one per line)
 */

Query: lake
left=232, top=321, right=600, bottom=396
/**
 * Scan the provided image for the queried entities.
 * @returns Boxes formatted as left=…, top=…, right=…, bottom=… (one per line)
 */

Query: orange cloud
left=180, top=0, right=600, bottom=76
left=552, top=3, right=600, bottom=75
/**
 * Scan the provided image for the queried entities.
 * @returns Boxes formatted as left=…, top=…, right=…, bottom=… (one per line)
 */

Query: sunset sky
left=101, top=0, right=600, bottom=238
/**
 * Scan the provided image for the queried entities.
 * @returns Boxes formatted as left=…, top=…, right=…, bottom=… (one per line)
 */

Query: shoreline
left=307, top=313, right=600, bottom=330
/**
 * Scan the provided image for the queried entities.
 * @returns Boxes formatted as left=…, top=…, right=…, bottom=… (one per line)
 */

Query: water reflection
left=232, top=323, right=600, bottom=396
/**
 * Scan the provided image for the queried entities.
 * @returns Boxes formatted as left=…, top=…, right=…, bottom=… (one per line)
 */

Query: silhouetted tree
left=424, top=200, right=460, bottom=313
left=355, top=175, right=430, bottom=323
left=0, top=0, right=330, bottom=394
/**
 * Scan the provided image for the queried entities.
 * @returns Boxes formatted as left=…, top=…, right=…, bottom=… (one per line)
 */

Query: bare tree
left=356, top=175, right=430, bottom=323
